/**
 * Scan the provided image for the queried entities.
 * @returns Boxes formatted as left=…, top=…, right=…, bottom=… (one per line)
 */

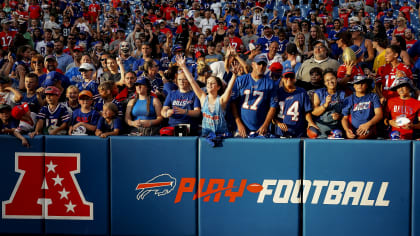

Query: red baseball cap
left=160, top=127, right=174, bottom=136
left=269, top=62, right=283, bottom=74
left=44, top=86, right=61, bottom=96
left=11, top=103, right=30, bottom=120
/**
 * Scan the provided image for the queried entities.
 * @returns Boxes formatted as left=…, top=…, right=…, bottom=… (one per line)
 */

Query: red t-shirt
left=386, top=97, right=420, bottom=139
left=406, top=39, right=417, bottom=50
left=16, top=10, right=28, bottom=19
left=88, top=3, right=100, bottom=22
left=377, top=63, right=413, bottom=99
left=28, top=5, right=41, bottom=19
left=339, top=13, right=350, bottom=28
left=163, top=6, right=177, bottom=21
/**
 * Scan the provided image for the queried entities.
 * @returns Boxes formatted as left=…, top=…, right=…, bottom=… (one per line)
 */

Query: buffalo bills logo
left=136, top=174, right=176, bottom=200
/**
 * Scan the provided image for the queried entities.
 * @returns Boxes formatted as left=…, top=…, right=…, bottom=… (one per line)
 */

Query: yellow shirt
left=373, top=50, right=386, bottom=73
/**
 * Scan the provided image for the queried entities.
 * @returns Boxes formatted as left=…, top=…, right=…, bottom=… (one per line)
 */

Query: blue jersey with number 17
left=231, top=74, right=277, bottom=131
left=275, top=86, right=312, bottom=137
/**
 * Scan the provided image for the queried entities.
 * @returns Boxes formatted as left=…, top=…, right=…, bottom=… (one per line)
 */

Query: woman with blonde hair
left=196, top=60, right=212, bottom=88
left=393, top=16, right=407, bottom=38
left=294, top=32, right=310, bottom=60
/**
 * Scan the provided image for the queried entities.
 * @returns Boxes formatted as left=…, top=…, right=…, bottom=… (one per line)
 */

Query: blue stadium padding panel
left=110, top=137, right=198, bottom=236
left=303, top=140, right=411, bottom=236
left=413, top=141, right=420, bottom=236
left=198, top=138, right=301, bottom=236
left=0, top=135, right=44, bottom=234
left=44, top=136, right=109, bottom=236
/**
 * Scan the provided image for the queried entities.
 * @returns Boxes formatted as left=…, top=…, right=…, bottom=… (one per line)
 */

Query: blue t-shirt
left=71, top=108, right=100, bottom=134
left=231, top=73, right=278, bottom=131
left=20, top=92, right=41, bottom=113
left=94, top=98, right=123, bottom=117
left=314, top=88, right=346, bottom=125
left=163, top=90, right=201, bottom=127
left=342, top=93, right=381, bottom=129
left=97, top=116, right=123, bottom=133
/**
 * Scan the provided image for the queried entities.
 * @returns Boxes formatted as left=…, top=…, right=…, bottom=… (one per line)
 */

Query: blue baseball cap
left=43, top=71, right=61, bottom=87
left=134, top=77, right=151, bottom=87
left=253, top=54, right=268, bottom=64
left=282, top=67, right=295, bottom=77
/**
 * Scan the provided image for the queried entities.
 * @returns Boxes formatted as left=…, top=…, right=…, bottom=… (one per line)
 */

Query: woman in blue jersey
left=125, top=77, right=163, bottom=136
left=312, top=69, right=346, bottom=138
left=175, top=51, right=238, bottom=136
left=161, top=62, right=202, bottom=136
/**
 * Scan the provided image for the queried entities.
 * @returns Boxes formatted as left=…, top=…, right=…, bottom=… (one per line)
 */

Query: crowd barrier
left=0, top=135, right=418, bottom=236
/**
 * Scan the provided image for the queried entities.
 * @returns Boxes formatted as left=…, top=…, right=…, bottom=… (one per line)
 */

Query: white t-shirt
left=210, top=2, right=222, bottom=18
left=199, top=18, right=216, bottom=34
left=16, top=112, right=37, bottom=134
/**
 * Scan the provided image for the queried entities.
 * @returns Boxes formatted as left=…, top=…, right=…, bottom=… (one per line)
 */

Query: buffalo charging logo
left=136, top=174, right=177, bottom=200
left=2, top=153, right=93, bottom=220
left=136, top=174, right=390, bottom=206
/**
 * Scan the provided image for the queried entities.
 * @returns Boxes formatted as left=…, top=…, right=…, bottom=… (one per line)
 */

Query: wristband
left=185, top=108, right=189, bottom=115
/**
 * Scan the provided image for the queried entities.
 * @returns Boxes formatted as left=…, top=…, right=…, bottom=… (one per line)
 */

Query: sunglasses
left=100, top=58, right=107, bottom=61
left=32, top=60, right=43, bottom=64
left=256, top=62, right=267, bottom=66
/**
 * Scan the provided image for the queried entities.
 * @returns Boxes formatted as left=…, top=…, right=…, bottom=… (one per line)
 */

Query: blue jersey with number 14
left=275, top=86, right=312, bottom=137
left=231, top=74, right=277, bottom=131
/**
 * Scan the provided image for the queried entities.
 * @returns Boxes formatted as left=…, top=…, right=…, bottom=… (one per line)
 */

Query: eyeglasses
left=314, top=46, right=326, bottom=49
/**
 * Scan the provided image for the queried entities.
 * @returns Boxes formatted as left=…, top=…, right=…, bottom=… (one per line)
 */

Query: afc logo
left=2, top=153, right=93, bottom=220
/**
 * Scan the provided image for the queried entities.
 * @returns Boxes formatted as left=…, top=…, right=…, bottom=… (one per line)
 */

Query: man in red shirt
left=88, top=0, right=101, bottom=24
left=163, top=0, right=177, bottom=21
left=377, top=45, right=413, bottom=102
left=0, top=20, right=17, bottom=51
left=227, top=25, right=243, bottom=52
left=16, top=3, right=29, bottom=21
left=339, top=8, right=351, bottom=28
left=405, top=28, right=417, bottom=50
left=28, top=0, right=41, bottom=19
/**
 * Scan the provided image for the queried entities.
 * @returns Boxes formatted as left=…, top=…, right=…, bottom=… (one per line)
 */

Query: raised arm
left=175, top=55, right=206, bottom=100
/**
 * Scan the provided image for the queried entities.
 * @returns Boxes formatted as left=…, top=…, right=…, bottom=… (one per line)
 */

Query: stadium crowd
left=1, top=0, right=420, bottom=146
